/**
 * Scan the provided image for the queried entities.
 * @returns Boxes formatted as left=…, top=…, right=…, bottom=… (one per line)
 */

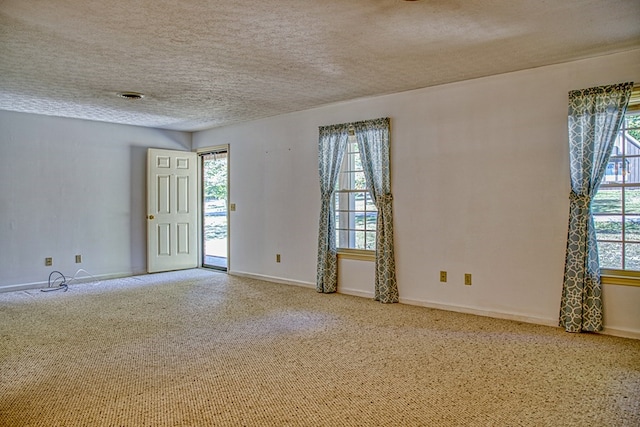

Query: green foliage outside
left=203, top=156, right=228, bottom=242
left=627, top=115, right=640, bottom=142
left=204, top=157, right=227, bottom=201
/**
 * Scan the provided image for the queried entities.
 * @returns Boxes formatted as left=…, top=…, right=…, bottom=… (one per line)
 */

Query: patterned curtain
left=316, top=124, right=349, bottom=293
left=353, top=118, right=398, bottom=303
left=560, top=82, right=633, bottom=333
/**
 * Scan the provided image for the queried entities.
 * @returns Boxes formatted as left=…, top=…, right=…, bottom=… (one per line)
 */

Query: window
left=334, top=135, right=377, bottom=251
left=594, top=111, right=640, bottom=273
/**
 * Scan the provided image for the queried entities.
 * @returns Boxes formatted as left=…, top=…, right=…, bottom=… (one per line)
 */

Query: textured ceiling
left=1, top=0, right=639, bottom=132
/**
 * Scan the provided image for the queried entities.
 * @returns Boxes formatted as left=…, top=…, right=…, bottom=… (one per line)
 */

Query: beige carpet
left=1, top=269, right=638, bottom=426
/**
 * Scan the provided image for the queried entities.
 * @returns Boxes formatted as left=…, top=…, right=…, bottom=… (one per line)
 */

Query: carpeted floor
left=0, top=269, right=638, bottom=426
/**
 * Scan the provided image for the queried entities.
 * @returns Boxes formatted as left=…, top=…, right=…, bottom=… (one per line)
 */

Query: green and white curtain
left=316, top=118, right=398, bottom=303
left=352, top=118, right=398, bottom=303
left=560, top=82, right=633, bottom=333
left=316, top=124, right=349, bottom=294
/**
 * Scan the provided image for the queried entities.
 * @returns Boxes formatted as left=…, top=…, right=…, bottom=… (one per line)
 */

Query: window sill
left=601, top=270, right=640, bottom=287
left=337, top=249, right=375, bottom=261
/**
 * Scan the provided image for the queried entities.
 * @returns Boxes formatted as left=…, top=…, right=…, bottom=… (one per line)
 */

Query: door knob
left=148, top=215, right=155, bottom=220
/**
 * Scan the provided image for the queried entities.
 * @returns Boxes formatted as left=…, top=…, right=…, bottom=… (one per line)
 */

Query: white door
left=147, top=148, right=198, bottom=273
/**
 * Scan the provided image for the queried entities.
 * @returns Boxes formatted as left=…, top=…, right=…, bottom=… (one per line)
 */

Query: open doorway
left=201, top=148, right=228, bottom=271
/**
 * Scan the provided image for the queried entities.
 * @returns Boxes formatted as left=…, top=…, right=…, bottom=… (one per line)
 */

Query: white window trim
left=599, top=87, right=640, bottom=286
left=335, top=135, right=377, bottom=253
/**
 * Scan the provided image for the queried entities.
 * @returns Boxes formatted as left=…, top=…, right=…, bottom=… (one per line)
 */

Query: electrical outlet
left=75, top=255, right=82, bottom=263
left=276, top=254, right=281, bottom=263
left=464, top=273, right=472, bottom=286
left=45, top=257, right=53, bottom=266
left=440, top=271, right=447, bottom=282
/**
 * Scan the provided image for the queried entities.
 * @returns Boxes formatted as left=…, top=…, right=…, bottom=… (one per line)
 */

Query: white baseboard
left=337, top=287, right=375, bottom=299
left=228, top=270, right=315, bottom=289
left=228, top=277, right=639, bottom=339
left=399, top=297, right=559, bottom=327
left=397, top=297, right=640, bottom=339
left=338, top=291, right=561, bottom=328
left=600, top=327, right=640, bottom=340
left=0, top=270, right=141, bottom=294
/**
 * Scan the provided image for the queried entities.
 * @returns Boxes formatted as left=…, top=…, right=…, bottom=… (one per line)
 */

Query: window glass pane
left=334, top=134, right=376, bottom=252
left=623, top=158, right=639, bottom=184
left=344, top=193, right=357, bottom=211
left=598, top=242, right=622, bottom=269
left=615, top=127, right=640, bottom=156
left=337, top=171, right=351, bottom=190
left=624, top=158, right=640, bottom=185
left=597, top=113, right=640, bottom=272
left=349, top=152, right=360, bottom=172
left=354, top=212, right=365, bottom=230
left=594, top=216, right=622, bottom=241
left=354, top=192, right=365, bottom=210
left=353, top=172, right=366, bottom=190
left=336, top=192, right=349, bottom=212
left=365, top=232, right=376, bottom=250
left=365, top=212, right=377, bottom=231
left=348, top=171, right=357, bottom=188
left=365, top=193, right=376, bottom=211
left=625, top=243, right=640, bottom=271
left=603, top=157, right=624, bottom=184
left=625, top=114, right=640, bottom=129
left=625, top=187, right=640, bottom=214
left=592, top=188, right=622, bottom=214
left=337, top=228, right=350, bottom=248
left=354, top=152, right=363, bottom=171
left=625, top=216, right=640, bottom=242
left=613, top=134, right=625, bottom=150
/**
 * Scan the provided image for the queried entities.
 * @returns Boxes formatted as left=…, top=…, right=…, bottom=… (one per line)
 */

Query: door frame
left=198, top=145, right=230, bottom=271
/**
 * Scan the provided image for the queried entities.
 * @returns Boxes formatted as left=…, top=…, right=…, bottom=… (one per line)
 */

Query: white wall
left=0, top=112, right=191, bottom=289
left=193, top=49, right=640, bottom=338
left=195, top=112, right=321, bottom=285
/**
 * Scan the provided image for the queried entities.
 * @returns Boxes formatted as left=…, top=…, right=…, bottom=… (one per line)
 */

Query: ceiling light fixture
left=116, top=91, right=145, bottom=100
